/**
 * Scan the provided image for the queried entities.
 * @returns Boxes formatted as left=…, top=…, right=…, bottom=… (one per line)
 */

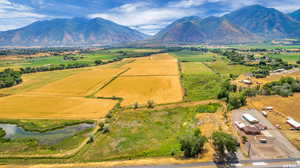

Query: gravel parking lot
left=232, top=109, right=300, bottom=160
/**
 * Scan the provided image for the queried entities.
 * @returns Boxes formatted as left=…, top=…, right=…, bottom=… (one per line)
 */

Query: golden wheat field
left=122, top=62, right=179, bottom=76
left=0, top=94, right=117, bottom=119
left=96, top=76, right=183, bottom=106
left=248, top=94, right=300, bottom=121
left=29, top=68, right=127, bottom=96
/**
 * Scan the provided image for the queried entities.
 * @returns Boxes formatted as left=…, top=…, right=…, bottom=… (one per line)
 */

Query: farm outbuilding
left=254, top=123, right=268, bottom=130
left=243, top=125, right=261, bottom=135
left=242, top=113, right=259, bottom=124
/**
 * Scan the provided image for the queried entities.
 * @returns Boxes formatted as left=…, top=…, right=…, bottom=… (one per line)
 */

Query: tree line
left=0, top=69, right=22, bottom=89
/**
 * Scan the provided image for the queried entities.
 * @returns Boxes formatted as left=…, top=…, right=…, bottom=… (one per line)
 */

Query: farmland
left=171, top=50, right=216, bottom=62
left=0, top=94, right=117, bottom=119
left=30, top=67, right=127, bottom=97
left=96, top=76, right=183, bottom=106
left=96, top=53, right=183, bottom=106
left=269, top=53, right=300, bottom=64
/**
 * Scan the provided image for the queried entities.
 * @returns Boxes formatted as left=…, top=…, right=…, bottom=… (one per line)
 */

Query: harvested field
left=96, top=76, right=183, bottom=106
left=0, top=94, right=117, bottom=119
left=0, top=69, right=87, bottom=95
left=122, top=62, right=179, bottom=76
left=30, top=68, right=126, bottom=96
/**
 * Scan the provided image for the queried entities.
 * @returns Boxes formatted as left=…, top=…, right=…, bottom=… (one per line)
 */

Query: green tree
left=179, top=129, right=207, bottom=158
left=212, top=131, right=237, bottom=157
left=227, top=92, right=247, bottom=110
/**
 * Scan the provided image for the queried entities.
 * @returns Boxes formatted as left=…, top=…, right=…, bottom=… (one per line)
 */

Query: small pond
left=0, top=123, right=94, bottom=145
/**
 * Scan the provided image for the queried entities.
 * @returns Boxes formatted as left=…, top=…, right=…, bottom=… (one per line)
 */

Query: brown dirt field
left=95, top=76, right=183, bottom=106
left=0, top=94, right=117, bottom=119
left=29, top=68, right=126, bottom=96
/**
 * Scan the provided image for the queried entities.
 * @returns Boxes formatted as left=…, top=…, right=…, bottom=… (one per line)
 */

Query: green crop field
left=269, top=53, right=300, bottom=64
left=171, top=50, right=216, bottom=62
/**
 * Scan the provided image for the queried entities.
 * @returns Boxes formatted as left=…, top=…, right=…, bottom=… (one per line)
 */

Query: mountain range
left=155, top=5, right=300, bottom=44
left=0, top=17, right=148, bottom=47
left=1, top=5, right=300, bottom=46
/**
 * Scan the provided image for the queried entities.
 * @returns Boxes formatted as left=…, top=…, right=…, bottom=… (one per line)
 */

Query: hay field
left=30, top=68, right=126, bottom=96
left=0, top=69, right=87, bottom=95
left=122, top=62, right=179, bottom=76
left=0, top=94, right=117, bottom=119
left=122, top=53, right=179, bottom=76
left=96, top=76, right=183, bottom=106
left=248, top=94, right=300, bottom=121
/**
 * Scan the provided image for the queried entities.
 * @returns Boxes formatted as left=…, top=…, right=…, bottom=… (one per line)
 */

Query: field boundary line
left=87, top=68, right=130, bottom=97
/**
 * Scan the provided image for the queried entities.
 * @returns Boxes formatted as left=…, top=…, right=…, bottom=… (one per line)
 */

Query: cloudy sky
left=1, top=0, right=300, bottom=35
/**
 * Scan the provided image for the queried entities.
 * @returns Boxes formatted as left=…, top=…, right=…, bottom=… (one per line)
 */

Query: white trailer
left=235, top=121, right=246, bottom=129
left=287, top=118, right=300, bottom=129
left=242, top=113, right=259, bottom=124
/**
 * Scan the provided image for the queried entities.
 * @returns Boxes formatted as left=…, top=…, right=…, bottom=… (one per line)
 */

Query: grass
left=196, top=103, right=221, bottom=113
left=0, top=119, right=94, bottom=132
left=205, top=58, right=253, bottom=76
left=182, top=74, right=223, bottom=101
left=171, top=50, right=216, bottom=62
left=74, top=104, right=220, bottom=161
left=181, top=62, right=214, bottom=75
left=269, top=53, right=300, bottom=64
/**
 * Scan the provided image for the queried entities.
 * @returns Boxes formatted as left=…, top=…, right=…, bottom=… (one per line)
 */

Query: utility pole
left=248, top=142, right=251, bottom=160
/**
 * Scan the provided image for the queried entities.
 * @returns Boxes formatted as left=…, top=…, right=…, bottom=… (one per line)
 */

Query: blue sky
left=1, top=0, right=300, bottom=35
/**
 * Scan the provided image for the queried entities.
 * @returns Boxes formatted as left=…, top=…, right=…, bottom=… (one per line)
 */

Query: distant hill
left=289, top=9, right=300, bottom=22
left=0, top=17, right=148, bottom=47
left=224, top=5, right=300, bottom=39
left=154, top=16, right=259, bottom=44
left=154, top=5, right=300, bottom=44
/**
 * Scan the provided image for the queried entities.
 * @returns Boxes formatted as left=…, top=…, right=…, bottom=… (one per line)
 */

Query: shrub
left=147, top=100, right=155, bottom=109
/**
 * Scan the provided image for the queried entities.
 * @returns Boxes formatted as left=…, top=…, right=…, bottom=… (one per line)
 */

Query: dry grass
left=96, top=76, right=183, bottom=106
left=0, top=94, right=117, bottom=119
left=29, top=68, right=126, bottom=96
left=248, top=94, right=300, bottom=121
left=233, top=70, right=300, bottom=87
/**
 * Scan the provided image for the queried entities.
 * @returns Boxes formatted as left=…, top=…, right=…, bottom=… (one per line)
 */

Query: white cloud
left=89, top=1, right=200, bottom=35
left=0, top=0, right=47, bottom=31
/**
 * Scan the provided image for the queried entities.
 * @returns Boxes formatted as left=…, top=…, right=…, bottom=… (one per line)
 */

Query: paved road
left=71, top=158, right=300, bottom=168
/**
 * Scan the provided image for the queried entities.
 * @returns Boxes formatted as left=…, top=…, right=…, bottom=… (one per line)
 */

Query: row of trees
left=0, top=47, right=87, bottom=56
left=262, top=77, right=300, bottom=97
left=0, top=69, right=22, bottom=89
left=19, top=63, right=90, bottom=74
left=179, top=130, right=238, bottom=162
